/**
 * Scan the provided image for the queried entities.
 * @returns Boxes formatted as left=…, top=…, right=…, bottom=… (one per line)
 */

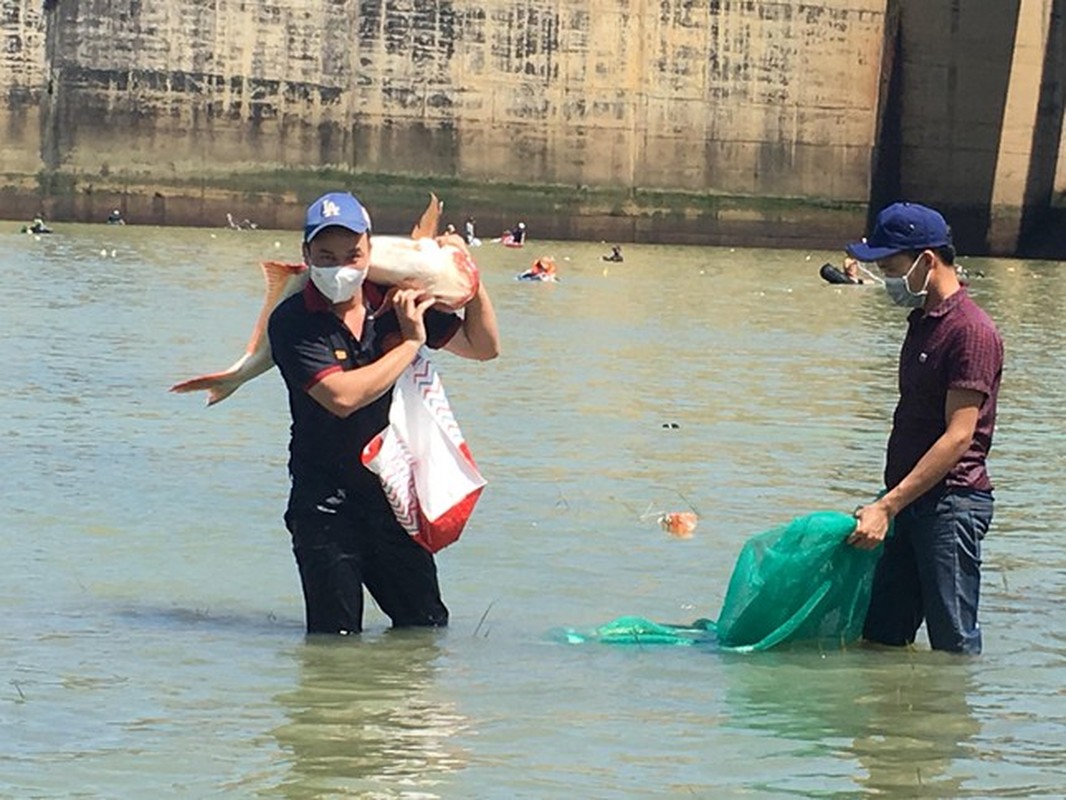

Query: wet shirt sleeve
left=424, top=309, right=462, bottom=349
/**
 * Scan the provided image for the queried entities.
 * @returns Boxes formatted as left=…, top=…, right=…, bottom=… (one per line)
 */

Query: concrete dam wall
left=2, top=0, right=1064, bottom=254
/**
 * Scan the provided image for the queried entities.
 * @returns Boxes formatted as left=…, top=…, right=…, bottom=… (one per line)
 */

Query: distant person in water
left=464, top=217, right=477, bottom=245
left=519, top=256, right=557, bottom=281
left=107, top=209, right=126, bottom=225
left=21, top=216, right=52, bottom=234
left=511, top=221, right=527, bottom=244
left=531, top=256, right=556, bottom=277
left=226, top=213, right=258, bottom=230
left=602, top=245, right=623, bottom=263
left=842, top=257, right=864, bottom=284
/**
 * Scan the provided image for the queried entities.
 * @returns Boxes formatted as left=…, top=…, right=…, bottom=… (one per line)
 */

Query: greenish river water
left=1, top=223, right=1064, bottom=798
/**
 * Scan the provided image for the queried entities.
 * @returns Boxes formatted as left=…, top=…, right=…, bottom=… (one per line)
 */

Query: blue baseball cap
left=303, top=192, right=372, bottom=242
left=845, top=202, right=951, bottom=262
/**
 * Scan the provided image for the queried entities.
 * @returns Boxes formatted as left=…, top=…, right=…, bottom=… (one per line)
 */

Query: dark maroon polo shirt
left=884, top=287, right=1003, bottom=498
left=268, top=281, right=461, bottom=514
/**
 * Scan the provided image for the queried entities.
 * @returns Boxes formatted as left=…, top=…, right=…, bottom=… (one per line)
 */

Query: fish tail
left=169, top=371, right=244, bottom=406
left=411, top=192, right=441, bottom=239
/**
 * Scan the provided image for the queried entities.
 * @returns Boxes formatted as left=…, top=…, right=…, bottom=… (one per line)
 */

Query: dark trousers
left=286, top=508, right=449, bottom=635
left=863, top=489, right=994, bottom=654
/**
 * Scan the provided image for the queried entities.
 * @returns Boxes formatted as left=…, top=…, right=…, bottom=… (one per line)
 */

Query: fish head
left=437, top=245, right=480, bottom=310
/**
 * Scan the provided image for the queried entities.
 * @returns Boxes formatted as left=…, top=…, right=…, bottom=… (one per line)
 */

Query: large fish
left=170, top=194, right=479, bottom=406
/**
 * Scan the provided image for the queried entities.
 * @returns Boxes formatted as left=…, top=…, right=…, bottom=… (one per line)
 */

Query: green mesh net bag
left=556, top=615, right=716, bottom=646
left=712, top=509, right=883, bottom=651
left=556, top=510, right=886, bottom=652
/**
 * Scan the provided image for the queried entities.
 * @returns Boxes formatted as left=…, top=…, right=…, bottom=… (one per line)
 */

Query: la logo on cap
left=322, top=199, right=341, bottom=218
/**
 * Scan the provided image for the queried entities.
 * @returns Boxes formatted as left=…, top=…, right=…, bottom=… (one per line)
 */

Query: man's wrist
left=877, top=492, right=903, bottom=517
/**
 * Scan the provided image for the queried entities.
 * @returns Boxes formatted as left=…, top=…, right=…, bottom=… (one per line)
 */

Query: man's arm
left=309, top=339, right=421, bottom=418
left=308, top=290, right=434, bottom=418
left=848, top=388, right=984, bottom=549
left=443, top=282, right=500, bottom=361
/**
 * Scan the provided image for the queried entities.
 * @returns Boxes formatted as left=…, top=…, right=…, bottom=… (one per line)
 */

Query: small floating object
left=658, top=511, right=698, bottom=539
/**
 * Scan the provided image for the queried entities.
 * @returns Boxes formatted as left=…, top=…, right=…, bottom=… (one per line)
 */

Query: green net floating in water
left=558, top=510, right=886, bottom=652
left=555, top=615, right=717, bottom=646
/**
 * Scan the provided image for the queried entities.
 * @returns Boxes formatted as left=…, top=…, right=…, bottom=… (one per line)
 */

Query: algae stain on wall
left=1, top=0, right=885, bottom=240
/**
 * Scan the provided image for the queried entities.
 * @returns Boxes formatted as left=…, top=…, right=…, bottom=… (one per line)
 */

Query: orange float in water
left=658, top=511, right=698, bottom=539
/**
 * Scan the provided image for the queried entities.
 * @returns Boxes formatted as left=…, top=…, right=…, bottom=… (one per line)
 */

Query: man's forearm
left=880, top=430, right=972, bottom=515
left=459, top=285, right=500, bottom=360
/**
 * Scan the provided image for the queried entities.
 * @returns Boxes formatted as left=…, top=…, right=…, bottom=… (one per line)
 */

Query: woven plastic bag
left=361, top=352, right=486, bottom=553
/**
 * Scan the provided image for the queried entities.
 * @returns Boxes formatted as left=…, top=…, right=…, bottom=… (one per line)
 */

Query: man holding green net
left=843, top=203, right=1003, bottom=655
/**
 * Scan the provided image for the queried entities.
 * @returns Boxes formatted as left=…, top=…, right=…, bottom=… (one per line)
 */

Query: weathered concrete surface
left=0, top=0, right=886, bottom=246
left=0, top=1, right=46, bottom=178
left=987, top=0, right=1060, bottom=254
left=8, top=0, right=1066, bottom=254
left=885, top=1, right=1020, bottom=251
left=886, top=0, right=1066, bottom=255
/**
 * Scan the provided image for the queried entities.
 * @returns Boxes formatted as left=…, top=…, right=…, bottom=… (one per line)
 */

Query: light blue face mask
left=884, top=253, right=930, bottom=308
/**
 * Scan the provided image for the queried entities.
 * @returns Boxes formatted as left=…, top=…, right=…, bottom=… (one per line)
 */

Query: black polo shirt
left=268, top=281, right=461, bottom=514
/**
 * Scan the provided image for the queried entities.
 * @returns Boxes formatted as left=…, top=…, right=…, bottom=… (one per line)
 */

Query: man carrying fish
left=268, top=191, right=499, bottom=635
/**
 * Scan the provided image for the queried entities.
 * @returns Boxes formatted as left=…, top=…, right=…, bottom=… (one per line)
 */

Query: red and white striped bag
left=361, top=352, right=486, bottom=553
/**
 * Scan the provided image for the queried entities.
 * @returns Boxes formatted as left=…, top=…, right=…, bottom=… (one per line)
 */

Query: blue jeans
left=863, top=489, right=994, bottom=654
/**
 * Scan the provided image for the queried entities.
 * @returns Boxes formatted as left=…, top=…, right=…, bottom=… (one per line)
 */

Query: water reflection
left=3, top=229, right=1064, bottom=797
left=719, top=650, right=980, bottom=797
left=271, top=632, right=468, bottom=798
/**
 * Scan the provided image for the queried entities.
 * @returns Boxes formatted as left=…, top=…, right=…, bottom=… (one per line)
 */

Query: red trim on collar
left=302, top=281, right=332, bottom=313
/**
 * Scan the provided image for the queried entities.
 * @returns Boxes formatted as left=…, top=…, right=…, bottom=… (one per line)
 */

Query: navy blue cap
left=303, top=192, right=372, bottom=242
left=845, top=202, right=951, bottom=262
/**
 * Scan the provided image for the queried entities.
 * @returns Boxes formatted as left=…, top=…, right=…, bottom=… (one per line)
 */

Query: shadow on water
left=268, top=631, right=469, bottom=799
left=113, top=604, right=303, bottom=637
left=716, top=648, right=982, bottom=798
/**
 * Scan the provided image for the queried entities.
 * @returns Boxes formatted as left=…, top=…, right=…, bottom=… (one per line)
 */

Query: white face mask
left=309, top=264, right=367, bottom=303
left=884, top=253, right=930, bottom=308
